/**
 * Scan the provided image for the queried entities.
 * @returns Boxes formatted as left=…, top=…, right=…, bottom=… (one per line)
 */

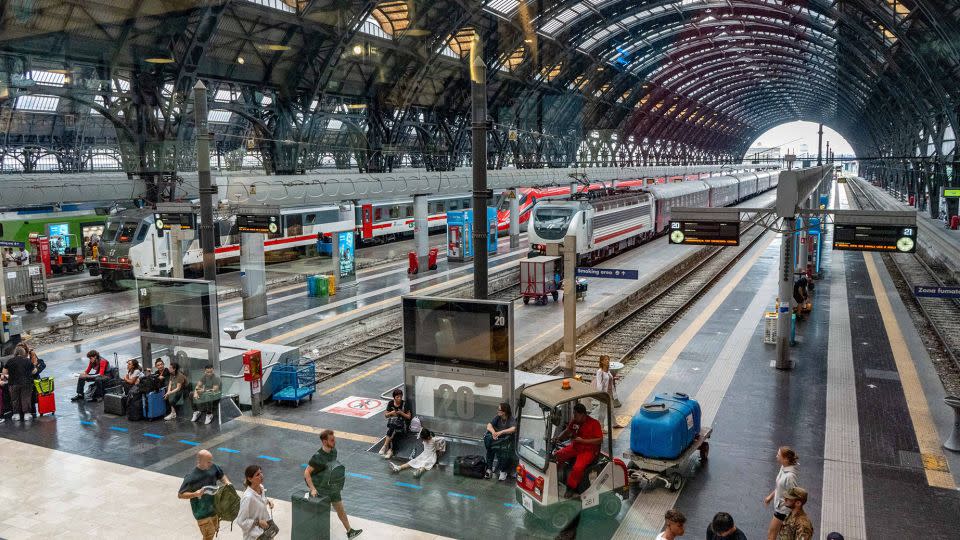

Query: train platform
left=3, top=187, right=959, bottom=539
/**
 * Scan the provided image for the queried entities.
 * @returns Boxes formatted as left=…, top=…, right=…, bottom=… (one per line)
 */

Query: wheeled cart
left=271, top=362, right=316, bottom=406
left=520, top=256, right=561, bottom=305
left=623, top=426, right=712, bottom=491
left=2, top=264, right=48, bottom=312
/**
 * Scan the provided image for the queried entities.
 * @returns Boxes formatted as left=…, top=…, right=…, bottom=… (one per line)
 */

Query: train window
left=449, top=199, right=459, bottom=211
left=406, top=205, right=414, bottom=218
left=375, top=207, right=382, bottom=221
left=304, top=213, right=317, bottom=226
left=285, top=214, right=303, bottom=236
left=135, top=222, right=149, bottom=242
left=389, top=206, right=401, bottom=219
left=117, top=222, right=138, bottom=243
left=103, top=221, right=120, bottom=242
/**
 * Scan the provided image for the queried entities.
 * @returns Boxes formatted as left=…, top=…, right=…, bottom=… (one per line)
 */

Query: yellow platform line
left=235, top=415, right=380, bottom=444
left=615, top=234, right=774, bottom=439
left=862, top=252, right=956, bottom=489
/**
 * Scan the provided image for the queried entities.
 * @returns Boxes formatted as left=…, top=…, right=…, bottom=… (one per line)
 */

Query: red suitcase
left=37, top=392, right=56, bottom=416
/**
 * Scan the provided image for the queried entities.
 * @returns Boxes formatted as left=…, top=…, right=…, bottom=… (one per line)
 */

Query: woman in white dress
left=389, top=428, right=445, bottom=478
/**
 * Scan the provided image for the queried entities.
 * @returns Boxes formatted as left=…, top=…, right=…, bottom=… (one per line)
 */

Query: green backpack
left=213, top=484, right=241, bottom=524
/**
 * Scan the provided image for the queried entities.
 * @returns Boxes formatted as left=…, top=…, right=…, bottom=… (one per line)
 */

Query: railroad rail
left=847, top=177, right=960, bottom=374
left=540, top=205, right=773, bottom=379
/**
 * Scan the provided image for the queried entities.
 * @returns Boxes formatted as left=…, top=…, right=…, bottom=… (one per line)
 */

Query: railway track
left=305, top=281, right=521, bottom=384
left=847, top=178, right=960, bottom=374
left=540, top=208, right=772, bottom=379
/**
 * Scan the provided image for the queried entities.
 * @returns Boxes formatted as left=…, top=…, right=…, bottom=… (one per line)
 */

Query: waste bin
left=952, top=216, right=960, bottom=230
left=318, top=275, right=329, bottom=296
left=408, top=251, right=419, bottom=274
left=327, top=274, right=336, bottom=295
left=428, top=247, right=438, bottom=270
left=307, top=275, right=320, bottom=297
left=291, top=491, right=330, bottom=540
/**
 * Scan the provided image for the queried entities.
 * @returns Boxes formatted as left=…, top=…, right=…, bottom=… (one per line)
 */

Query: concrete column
left=776, top=217, right=795, bottom=370
left=561, top=233, right=577, bottom=377
left=241, top=232, right=267, bottom=320
left=414, top=194, right=429, bottom=271
left=509, top=190, right=520, bottom=249
left=169, top=225, right=184, bottom=279
left=800, top=199, right=810, bottom=276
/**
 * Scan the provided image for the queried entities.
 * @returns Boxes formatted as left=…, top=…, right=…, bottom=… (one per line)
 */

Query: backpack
left=214, top=483, right=241, bottom=524
left=454, top=455, right=486, bottom=479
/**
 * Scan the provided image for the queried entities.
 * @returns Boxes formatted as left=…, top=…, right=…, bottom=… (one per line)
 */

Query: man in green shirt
left=778, top=487, right=814, bottom=540
left=178, top=449, right=231, bottom=540
left=304, top=429, right=362, bottom=539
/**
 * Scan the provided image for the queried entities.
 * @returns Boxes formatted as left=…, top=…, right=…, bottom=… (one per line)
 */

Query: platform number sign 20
left=435, top=384, right=476, bottom=420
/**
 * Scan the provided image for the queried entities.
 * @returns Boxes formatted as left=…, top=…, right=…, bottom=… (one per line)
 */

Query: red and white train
left=528, top=171, right=778, bottom=264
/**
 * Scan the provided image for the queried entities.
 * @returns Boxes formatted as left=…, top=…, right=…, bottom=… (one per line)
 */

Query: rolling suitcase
left=37, top=392, right=56, bottom=416
left=103, top=392, right=126, bottom=416
left=142, top=389, right=166, bottom=420
left=127, top=393, right=144, bottom=421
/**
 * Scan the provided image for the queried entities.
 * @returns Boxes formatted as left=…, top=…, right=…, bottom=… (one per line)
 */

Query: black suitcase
left=127, top=392, right=144, bottom=421
left=454, top=455, right=487, bottom=478
left=103, top=392, right=126, bottom=416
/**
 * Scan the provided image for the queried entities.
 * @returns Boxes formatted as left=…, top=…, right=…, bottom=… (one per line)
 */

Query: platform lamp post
left=561, top=233, right=577, bottom=378
left=471, top=36, right=489, bottom=299
left=193, top=80, right=218, bottom=283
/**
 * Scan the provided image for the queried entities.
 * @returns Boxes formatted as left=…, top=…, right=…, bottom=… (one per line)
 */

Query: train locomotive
left=528, top=171, right=777, bottom=264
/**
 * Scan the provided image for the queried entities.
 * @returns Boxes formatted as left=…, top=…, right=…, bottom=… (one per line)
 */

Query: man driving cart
left=551, top=402, right=603, bottom=497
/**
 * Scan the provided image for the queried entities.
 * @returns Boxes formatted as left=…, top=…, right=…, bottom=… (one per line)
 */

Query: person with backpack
left=178, top=449, right=232, bottom=540
left=237, top=465, right=278, bottom=540
left=304, top=430, right=362, bottom=539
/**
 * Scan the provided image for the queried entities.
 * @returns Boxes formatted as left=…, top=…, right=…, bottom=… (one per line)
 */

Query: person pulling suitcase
left=304, top=430, right=362, bottom=539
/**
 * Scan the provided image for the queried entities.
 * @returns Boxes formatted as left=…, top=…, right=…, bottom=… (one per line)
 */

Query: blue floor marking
left=503, top=503, right=516, bottom=508
left=179, top=439, right=200, bottom=446
left=301, top=464, right=308, bottom=468
left=79, top=420, right=95, bottom=426
left=447, top=491, right=476, bottom=500
left=143, top=433, right=163, bottom=439
left=395, top=482, right=422, bottom=490
left=109, top=426, right=128, bottom=432
left=257, top=455, right=282, bottom=462
left=347, top=472, right=372, bottom=480
left=218, top=447, right=240, bottom=454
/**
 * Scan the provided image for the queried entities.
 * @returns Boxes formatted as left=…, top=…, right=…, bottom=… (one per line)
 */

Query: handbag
left=256, top=520, right=279, bottom=540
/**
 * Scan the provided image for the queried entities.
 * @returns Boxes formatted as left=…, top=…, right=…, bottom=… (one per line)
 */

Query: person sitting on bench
left=191, top=365, right=221, bottom=425
left=483, top=401, right=517, bottom=481
left=551, top=402, right=603, bottom=497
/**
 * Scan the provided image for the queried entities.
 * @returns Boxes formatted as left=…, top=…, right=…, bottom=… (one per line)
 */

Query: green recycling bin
left=318, top=275, right=329, bottom=296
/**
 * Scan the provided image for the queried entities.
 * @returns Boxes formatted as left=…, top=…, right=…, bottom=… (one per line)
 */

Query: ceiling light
left=236, top=56, right=245, bottom=64
left=346, top=103, right=367, bottom=109
left=48, top=69, right=72, bottom=74
left=352, top=44, right=364, bottom=55
left=403, top=28, right=432, bottom=37
left=261, top=44, right=291, bottom=52
left=524, top=38, right=533, bottom=43
left=145, top=57, right=175, bottom=64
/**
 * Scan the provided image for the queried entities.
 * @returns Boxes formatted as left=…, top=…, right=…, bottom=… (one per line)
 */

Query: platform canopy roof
left=0, top=0, right=957, bottom=181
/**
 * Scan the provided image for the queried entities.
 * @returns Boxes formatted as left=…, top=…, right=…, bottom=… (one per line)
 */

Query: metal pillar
left=561, top=233, right=577, bottom=377
left=414, top=194, right=429, bottom=271
left=0, top=259, right=7, bottom=344
left=801, top=197, right=811, bottom=277
left=817, top=124, right=823, bottom=166
left=777, top=217, right=795, bottom=369
left=509, top=190, right=520, bottom=249
left=471, top=40, right=489, bottom=300
left=169, top=225, right=184, bottom=279
left=570, top=181, right=578, bottom=200
left=193, top=81, right=217, bottom=282
left=241, top=232, right=267, bottom=320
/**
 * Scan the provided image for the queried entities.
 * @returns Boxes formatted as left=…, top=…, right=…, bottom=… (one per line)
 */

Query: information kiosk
left=402, top=296, right=514, bottom=438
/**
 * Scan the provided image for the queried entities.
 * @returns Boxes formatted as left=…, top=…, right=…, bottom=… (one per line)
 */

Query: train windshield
left=533, top=207, right=575, bottom=240
left=116, top=222, right=140, bottom=243
left=101, top=221, right=121, bottom=242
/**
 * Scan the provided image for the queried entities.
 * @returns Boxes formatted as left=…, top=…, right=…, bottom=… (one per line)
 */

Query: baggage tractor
left=103, top=392, right=126, bottom=416
left=290, top=491, right=330, bottom=540
left=37, top=392, right=56, bottom=415
left=453, top=455, right=487, bottom=478
left=142, top=389, right=166, bottom=420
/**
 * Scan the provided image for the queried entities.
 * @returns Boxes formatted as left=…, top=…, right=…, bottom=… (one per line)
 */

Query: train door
left=361, top=204, right=373, bottom=239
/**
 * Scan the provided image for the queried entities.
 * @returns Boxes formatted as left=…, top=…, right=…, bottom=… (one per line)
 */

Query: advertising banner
left=335, top=230, right=355, bottom=282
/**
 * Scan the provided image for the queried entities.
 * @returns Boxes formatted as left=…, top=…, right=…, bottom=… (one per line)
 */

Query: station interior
left=2, top=2, right=960, bottom=540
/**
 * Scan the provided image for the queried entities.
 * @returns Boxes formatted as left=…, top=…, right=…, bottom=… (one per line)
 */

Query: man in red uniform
left=551, top=402, right=604, bottom=496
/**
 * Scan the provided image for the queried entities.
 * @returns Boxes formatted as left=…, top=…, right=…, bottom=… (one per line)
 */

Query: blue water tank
left=630, top=393, right=702, bottom=459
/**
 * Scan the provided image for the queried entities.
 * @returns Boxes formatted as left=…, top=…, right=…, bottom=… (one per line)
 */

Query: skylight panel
left=242, top=0, right=296, bottom=13
left=485, top=0, right=524, bottom=17
left=214, top=89, right=233, bottom=102
left=14, top=94, right=59, bottom=112
left=30, top=71, right=65, bottom=87
left=208, top=110, right=232, bottom=123
left=328, top=119, right=343, bottom=130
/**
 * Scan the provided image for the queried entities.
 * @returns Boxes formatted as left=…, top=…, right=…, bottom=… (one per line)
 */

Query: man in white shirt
left=16, top=247, right=29, bottom=265
left=656, top=508, right=686, bottom=540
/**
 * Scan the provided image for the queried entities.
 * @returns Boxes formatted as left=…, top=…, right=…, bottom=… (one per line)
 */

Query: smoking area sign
left=321, top=395, right=386, bottom=419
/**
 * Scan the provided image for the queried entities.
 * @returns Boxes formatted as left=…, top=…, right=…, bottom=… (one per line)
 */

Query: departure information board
left=668, top=220, right=740, bottom=246
left=236, top=214, right=279, bottom=234
left=153, top=211, right=196, bottom=231
left=833, top=224, right=916, bottom=253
